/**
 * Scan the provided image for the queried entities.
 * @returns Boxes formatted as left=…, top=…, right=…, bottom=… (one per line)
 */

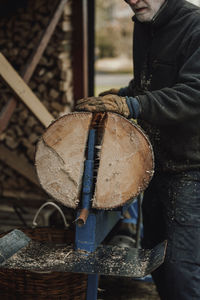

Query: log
left=35, top=112, right=93, bottom=208
left=35, top=112, right=154, bottom=209
left=93, top=113, right=154, bottom=209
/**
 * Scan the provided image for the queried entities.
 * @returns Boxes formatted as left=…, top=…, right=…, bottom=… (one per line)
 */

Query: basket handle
left=32, top=201, right=69, bottom=228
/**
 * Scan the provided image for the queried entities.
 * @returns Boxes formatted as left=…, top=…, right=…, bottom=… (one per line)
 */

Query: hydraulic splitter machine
left=0, top=112, right=167, bottom=300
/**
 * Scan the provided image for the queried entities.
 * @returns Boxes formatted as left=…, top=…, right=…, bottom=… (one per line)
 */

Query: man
left=76, top=0, right=200, bottom=299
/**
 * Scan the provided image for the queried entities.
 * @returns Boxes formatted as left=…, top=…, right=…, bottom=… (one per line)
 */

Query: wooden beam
left=0, top=53, right=54, bottom=127
left=0, top=0, right=68, bottom=134
left=0, top=144, right=40, bottom=187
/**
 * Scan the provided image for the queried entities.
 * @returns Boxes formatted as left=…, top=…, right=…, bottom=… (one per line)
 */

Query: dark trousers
left=142, top=171, right=200, bottom=300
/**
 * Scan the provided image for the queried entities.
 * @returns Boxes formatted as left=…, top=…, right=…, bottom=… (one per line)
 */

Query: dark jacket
left=126, top=0, right=200, bottom=173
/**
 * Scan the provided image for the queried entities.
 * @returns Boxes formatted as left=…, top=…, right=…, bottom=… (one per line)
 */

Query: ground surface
left=98, top=276, right=160, bottom=300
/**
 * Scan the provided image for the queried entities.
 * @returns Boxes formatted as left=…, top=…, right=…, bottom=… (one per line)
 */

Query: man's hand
left=75, top=94, right=130, bottom=118
left=98, top=88, right=120, bottom=96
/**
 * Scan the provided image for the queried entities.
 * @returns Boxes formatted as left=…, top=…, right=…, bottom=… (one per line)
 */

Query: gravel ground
left=98, top=276, right=160, bottom=300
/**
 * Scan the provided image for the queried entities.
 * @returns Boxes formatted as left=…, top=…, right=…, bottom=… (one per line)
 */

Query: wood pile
left=0, top=0, right=74, bottom=213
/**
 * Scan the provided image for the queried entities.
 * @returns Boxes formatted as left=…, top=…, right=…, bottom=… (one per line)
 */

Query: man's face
left=125, top=0, right=165, bottom=22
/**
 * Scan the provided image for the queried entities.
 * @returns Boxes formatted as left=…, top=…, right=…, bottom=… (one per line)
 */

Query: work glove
left=98, top=88, right=120, bottom=96
left=75, top=94, right=140, bottom=119
left=76, top=95, right=130, bottom=118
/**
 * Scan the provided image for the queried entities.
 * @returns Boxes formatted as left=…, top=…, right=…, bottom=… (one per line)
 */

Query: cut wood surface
left=0, top=53, right=54, bottom=127
left=93, top=113, right=154, bottom=209
left=35, top=113, right=93, bottom=208
left=35, top=112, right=154, bottom=209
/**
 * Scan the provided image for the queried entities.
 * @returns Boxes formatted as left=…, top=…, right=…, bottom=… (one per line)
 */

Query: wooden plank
left=0, top=0, right=68, bottom=134
left=0, top=53, right=54, bottom=127
left=0, top=144, right=40, bottom=186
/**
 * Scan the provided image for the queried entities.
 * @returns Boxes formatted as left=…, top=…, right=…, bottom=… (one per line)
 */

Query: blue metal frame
left=86, top=274, right=99, bottom=300
left=75, top=202, right=140, bottom=299
left=75, top=210, right=121, bottom=252
left=81, top=129, right=96, bottom=211
left=75, top=128, right=148, bottom=299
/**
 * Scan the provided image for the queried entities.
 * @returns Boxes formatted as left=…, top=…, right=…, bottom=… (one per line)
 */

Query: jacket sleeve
left=138, top=30, right=200, bottom=126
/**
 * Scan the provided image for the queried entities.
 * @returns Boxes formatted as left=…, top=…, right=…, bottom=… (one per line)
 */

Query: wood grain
left=35, top=112, right=93, bottom=208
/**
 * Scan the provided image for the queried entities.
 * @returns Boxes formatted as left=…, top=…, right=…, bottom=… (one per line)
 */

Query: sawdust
left=3, top=240, right=166, bottom=279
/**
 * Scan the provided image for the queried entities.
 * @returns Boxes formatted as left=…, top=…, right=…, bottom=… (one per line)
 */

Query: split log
left=93, top=113, right=154, bottom=209
left=35, top=113, right=93, bottom=208
left=35, top=112, right=154, bottom=210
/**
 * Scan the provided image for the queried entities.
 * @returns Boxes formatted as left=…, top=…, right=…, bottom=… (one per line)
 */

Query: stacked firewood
left=0, top=0, right=74, bottom=200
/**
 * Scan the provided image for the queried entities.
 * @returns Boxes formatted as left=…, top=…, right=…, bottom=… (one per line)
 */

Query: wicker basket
left=0, top=203, right=87, bottom=300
